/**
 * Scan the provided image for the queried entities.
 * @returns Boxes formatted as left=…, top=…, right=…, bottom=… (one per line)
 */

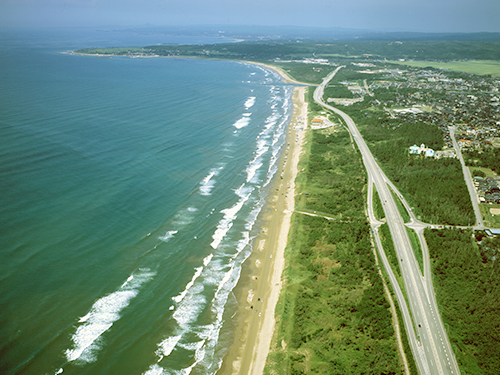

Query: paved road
left=313, top=69, right=460, bottom=375
left=449, top=126, right=484, bottom=228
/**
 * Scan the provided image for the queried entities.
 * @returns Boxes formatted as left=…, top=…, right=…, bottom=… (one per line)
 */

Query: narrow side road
left=449, top=126, right=484, bottom=228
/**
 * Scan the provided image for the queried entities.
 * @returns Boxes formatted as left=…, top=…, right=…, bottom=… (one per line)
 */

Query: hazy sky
left=1, top=0, right=499, bottom=33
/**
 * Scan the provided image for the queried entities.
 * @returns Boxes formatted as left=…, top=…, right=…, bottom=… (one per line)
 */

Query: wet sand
left=218, top=85, right=308, bottom=375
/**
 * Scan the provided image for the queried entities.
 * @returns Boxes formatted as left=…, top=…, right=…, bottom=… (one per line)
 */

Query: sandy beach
left=218, top=82, right=308, bottom=375
left=243, top=61, right=309, bottom=85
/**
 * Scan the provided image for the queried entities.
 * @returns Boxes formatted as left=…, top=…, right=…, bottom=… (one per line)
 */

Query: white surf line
left=55, top=269, right=155, bottom=374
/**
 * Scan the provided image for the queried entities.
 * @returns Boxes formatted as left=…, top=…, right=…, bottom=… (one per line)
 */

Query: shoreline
left=242, top=61, right=312, bottom=86
left=70, top=50, right=311, bottom=86
left=70, top=49, right=309, bottom=373
left=218, top=86, right=308, bottom=375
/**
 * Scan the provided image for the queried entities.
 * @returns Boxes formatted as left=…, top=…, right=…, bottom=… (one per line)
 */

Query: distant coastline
left=71, top=48, right=312, bottom=84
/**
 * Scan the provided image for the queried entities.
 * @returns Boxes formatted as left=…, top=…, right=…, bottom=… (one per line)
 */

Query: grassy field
left=389, top=60, right=500, bottom=77
left=480, top=204, right=500, bottom=228
left=469, top=166, right=497, bottom=178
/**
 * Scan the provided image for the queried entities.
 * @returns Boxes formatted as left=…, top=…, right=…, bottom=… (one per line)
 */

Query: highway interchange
left=313, top=67, right=461, bottom=375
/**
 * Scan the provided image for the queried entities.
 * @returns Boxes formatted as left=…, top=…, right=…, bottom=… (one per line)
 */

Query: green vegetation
left=425, top=228, right=500, bottom=375
left=265, top=117, right=404, bottom=374
left=480, top=204, right=500, bottom=228
left=306, top=85, right=329, bottom=116
left=405, top=228, right=423, bottom=275
left=390, top=60, right=500, bottom=78
left=78, top=47, right=145, bottom=55
left=392, top=292, right=418, bottom=375
left=373, top=188, right=385, bottom=221
left=390, top=190, right=410, bottom=224
left=382, top=157, right=474, bottom=225
left=323, top=84, right=354, bottom=99
left=376, top=254, right=418, bottom=375
left=272, top=62, right=330, bottom=85
left=350, top=116, right=474, bottom=225
left=332, top=67, right=386, bottom=83
left=379, top=224, right=402, bottom=284
left=471, top=168, right=486, bottom=178
left=463, top=146, right=500, bottom=174
left=77, top=40, right=500, bottom=66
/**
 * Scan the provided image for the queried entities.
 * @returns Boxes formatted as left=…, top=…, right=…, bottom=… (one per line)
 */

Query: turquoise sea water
left=0, top=28, right=293, bottom=375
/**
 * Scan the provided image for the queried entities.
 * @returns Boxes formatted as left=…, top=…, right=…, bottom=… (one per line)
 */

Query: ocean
left=0, top=28, right=293, bottom=375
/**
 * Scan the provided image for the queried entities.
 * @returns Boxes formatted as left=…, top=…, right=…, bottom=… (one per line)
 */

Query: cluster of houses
left=272, top=57, right=335, bottom=66
left=475, top=176, right=500, bottom=204
left=367, top=67, right=500, bottom=149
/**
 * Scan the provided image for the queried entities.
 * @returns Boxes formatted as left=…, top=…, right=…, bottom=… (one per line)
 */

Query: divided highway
left=313, top=68, right=460, bottom=375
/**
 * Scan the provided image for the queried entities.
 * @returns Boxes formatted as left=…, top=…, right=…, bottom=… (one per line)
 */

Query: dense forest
left=322, top=84, right=354, bottom=99
left=264, top=128, right=405, bottom=374
left=425, top=228, right=500, bottom=375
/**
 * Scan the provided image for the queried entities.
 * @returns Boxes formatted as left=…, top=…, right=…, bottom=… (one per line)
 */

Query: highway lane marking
left=387, top=206, right=446, bottom=375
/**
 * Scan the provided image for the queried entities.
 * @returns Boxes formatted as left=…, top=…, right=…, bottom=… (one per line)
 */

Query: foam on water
left=155, top=334, right=182, bottom=361
left=232, top=116, right=250, bottom=130
left=210, top=223, right=234, bottom=250
left=271, top=114, right=288, bottom=147
left=171, top=266, right=203, bottom=304
left=120, top=275, right=135, bottom=288
left=172, top=207, right=198, bottom=227
left=264, top=110, right=281, bottom=130
left=203, top=253, right=214, bottom=266
left=159, top=230, right=178, bottom=242
left=168, top=254, right=212, bottom=311
left=175, top=339, right=206, bottom=375
left=199, top=168, right=219, bottom=196
left=0, top=35, right=299, bottom=375
left=143, top=364, right=164, bottom=375
left=210, top=187, right=252, bottom=249
left=64, top=269, right=155, bottom=364
left=246, top=162, right=263, bottom=183
left=141, top=66, right=293, bottom=375
left=172, top=283, right=206, bottom=328
left=145, top=230, right=255, bottom=374
left=158, top=206, right=201, bottom=244
left=244, top=96, right=256, bottom=109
